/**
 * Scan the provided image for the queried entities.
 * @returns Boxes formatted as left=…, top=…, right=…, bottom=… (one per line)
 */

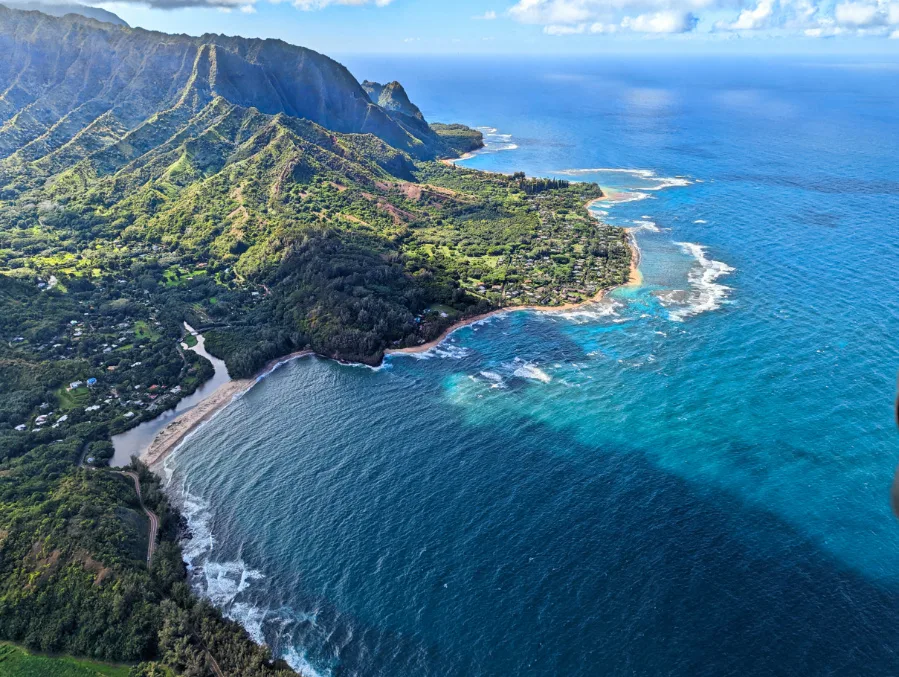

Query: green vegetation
left=0, top=643, right=132, bottom=677
left=0, top=7, right=631, bottom=677
left=430, top=123, right=486, bottom=155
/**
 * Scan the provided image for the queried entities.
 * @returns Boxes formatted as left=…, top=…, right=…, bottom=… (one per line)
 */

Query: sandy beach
left=440, top=151, right=477, bottom=165
left=141, top=191, right=641, bottom=467
left=141, top=350, right=314, bottom=468
left=388, top=198, right=642, bottom=357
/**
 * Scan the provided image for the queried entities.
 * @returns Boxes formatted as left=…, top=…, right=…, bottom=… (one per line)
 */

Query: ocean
left=162, top=56, right=899, bottom=676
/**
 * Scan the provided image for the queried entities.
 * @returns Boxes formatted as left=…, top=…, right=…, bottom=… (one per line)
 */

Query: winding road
left=118, top=471, right=159, bottom=565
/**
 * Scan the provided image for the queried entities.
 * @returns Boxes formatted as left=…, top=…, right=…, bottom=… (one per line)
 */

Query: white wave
left=172, top=485, right=330, bottom=677
left=283, top=647, right=332, bottom=677
left=479, top=371, right=506, bottom=388
left=606, top=191, right=650, bottom=204
left=473, top=126, right=518, bottom=153
left=559, top=168, right=657, bottom=178
left=336, top=359, right=390, bottom=372
left=179, top=488, right=216, bottom=566
left=630, top=220, right=660, bottom=233
left=405, top=342, right=472, bottom=361
left=665, top=242, right=735, bottom=322
left=694, top=219, right=708, bottom=224
left=556, top=167, right=692, bottom=191
left=512, top=363, right=552, bottom=383
left=647, top=176, right=691, bottom=190
left=227, top=602, right=268, bottom=644
left=551, top=301, right=621, bottom=323
left=203, top=560, right=265, bottom=607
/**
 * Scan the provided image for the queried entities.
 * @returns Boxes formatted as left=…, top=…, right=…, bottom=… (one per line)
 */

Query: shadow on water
left=186, top=396, right=899, bottom=677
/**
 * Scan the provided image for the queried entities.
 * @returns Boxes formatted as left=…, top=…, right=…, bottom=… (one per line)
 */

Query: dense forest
left=0, top=7, right=631, bottom=676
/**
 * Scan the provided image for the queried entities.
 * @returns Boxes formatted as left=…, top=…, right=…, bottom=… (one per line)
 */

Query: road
left=118, top=471, right=159, bottom=565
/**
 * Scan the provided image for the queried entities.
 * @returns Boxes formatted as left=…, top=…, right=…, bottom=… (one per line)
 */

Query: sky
left=89, top=0, right=899, bottom=54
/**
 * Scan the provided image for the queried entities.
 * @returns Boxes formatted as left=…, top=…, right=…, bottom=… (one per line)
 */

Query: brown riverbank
left=141, top=350, right=314, bottom=468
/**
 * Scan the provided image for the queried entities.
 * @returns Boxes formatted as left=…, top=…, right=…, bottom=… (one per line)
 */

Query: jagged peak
left=361, top=80, right=424, bottom=121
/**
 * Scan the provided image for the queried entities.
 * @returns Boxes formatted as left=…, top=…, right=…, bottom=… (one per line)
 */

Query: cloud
left=544, top=22, right=588, bottom=32
left=293, top=0, right=392, bottom=8
left=622, top=10, right=699, bottom=31
left=715, top=0, right=775, bottom=30
left=474, top=9, right=498, bottom=18
left=88, top=0, right=392, bottom=10
left=509, top=0, right=899, bottom=37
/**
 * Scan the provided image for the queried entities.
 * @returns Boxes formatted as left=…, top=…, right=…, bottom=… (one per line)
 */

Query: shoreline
left=140, top=187, right=641, bottom=470
left=388, top=201, right=642, bottom=357
left=141, top=350, right=314, bottom=469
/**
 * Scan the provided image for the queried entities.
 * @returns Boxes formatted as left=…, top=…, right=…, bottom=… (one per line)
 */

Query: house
left=69, top=381, right=84, bottom=390
left=14, top=424, right=26, bottom=431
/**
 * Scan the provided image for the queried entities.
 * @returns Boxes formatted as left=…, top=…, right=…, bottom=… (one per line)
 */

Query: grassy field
left=134, top=320, right=160, bottom=341
left=57, top=385, right=91, bottom=410
left=0, top=643, right=132, bottom=677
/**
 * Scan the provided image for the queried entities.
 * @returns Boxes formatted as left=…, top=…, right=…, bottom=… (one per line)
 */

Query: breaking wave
left=174, top=483, right=332, bottom=677
left=631, top=220, right=661, bottom=233
left=476, top=126, right=519, bottom=153
left=512, top=360, right=553, bottom=383
left=662, top=242, right=735, bottom=322
left=556, top=167, right=692, bottom=191
left=550, top=300, right=622, bottom=324
left=403, top=342, right=472, bottom=360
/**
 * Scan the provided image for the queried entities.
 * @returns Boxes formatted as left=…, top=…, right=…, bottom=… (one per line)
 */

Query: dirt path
left=118, top=471, right=159, bottom=566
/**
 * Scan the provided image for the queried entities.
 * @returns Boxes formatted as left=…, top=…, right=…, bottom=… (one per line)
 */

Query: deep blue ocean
left=163, top=56, right=899, bottom=676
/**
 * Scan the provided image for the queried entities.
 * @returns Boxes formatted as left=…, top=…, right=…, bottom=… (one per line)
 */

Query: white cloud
left=509, top=0, right=899, bottom=37
left=622, top=9, right=698, bottom=31
left=474, top=9, right=498, bottom=19
left=293, top=0, right=393, bottom=8
left=834, top=1, right=885, bottom=26
left=544, top=22, right=588, bottom=32
left=715, top=0, right=775, bottom=30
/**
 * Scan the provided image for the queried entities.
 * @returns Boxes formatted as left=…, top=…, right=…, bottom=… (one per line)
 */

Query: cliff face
left=362, top=80, right=424, bottom=120
left=0, top=6, right=453, bottom=174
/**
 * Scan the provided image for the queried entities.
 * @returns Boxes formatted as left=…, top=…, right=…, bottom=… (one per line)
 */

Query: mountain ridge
left=0, top=5, right=463, bottom=176
left=0, top=0, right=128, bottom=26
left=0, top=9, right=629, bottom=676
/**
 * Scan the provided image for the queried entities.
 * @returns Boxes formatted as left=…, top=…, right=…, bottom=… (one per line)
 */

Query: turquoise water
left=165, top=57, right=899, bottom=676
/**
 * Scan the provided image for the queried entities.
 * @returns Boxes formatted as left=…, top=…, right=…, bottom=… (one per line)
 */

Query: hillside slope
left=0, top=5, right=456, bottom=171
left=0, top=9, right=629, bottom=676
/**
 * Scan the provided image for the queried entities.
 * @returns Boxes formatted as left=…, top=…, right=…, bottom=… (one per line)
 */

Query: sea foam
left=556, top=167, right=692, bottom=192
left=512, top=362, right=553, bottom=383
left=664, top=242, right=735, bottom=321
left=475, top=126, right=519, bottom=153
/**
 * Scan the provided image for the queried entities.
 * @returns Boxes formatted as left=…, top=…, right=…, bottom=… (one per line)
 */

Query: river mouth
left=110, top=323, right=230, bottom=467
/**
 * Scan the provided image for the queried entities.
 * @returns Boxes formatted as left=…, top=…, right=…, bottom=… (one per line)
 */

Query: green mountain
left=0, top=5, right=459, bottom=169
left=0, top=0, right=128, bottom=26
left=0, top=7, right=630, bottom=676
